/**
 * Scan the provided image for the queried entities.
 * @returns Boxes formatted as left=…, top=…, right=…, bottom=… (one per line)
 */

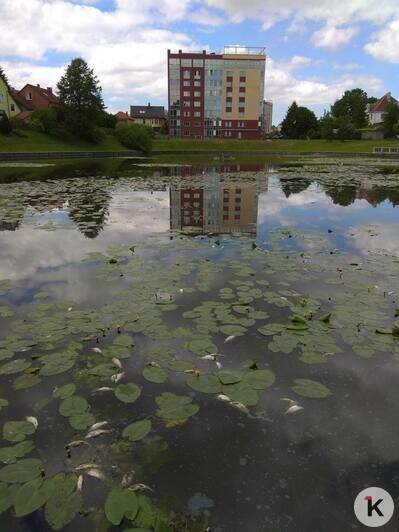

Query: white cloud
left=311, top=25, right=359, bottom=51
left=365, top=20, right=399, bottom=63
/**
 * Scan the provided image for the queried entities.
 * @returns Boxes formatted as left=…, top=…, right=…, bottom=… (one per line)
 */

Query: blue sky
left=1, top=0, right=399, bottom=123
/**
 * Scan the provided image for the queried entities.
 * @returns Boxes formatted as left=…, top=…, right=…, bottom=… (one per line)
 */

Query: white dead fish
left=77, top=475, right=83, bottom=491
left=85, top=429, right=112, bottom=439
left=111, top=372, right=125, bottom=383
left=216, top=394, right=232, bottom=402
left=230, top=401, right=252, bottom=416
left=184, top=369, right=199, bottom=375
left=200, top=354, right=214, bottom=361
left=74, top=463, right=98, bottom=471
left=147, top=361, right=161, bottom=368
left=68, top=307, right=73, bottom=312
left=26, top=416, right=38, bottom=429
left=285, top=405, right=304, bottom=415
left=66, top=440, right=89, bottom=449
left=224, top=335, right=236, bottom=343
left=129, top=483, right=153, bottom=493
left=121, top=471, right=135, bottom=488
left=88, top=421, right=109, bottom=431
left=92, top=347, right=102, bottom=354
left=94, top=386, right=113, bottom=393
left=112, top=357, right=122, bottom=369
left=215, top=361, right=222, bottom=370
left=85, top=468, right=106, bottom=480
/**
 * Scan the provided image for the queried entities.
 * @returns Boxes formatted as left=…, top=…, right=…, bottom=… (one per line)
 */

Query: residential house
left=367, top=92, right=399, bottom=126
left=130, top=103, right=166, bottom=131
left=115, top=111, right=134, bottom=122
left=17, top=84, right=58, bottom=110
left=0, top=76, right=21, bottom=119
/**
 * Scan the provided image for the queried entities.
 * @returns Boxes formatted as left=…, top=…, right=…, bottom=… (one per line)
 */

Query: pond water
left=0, top=158, right=399, bottom=531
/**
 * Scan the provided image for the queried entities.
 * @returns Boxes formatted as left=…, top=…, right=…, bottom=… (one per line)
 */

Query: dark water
left=0, top=158, right=399, bottom=531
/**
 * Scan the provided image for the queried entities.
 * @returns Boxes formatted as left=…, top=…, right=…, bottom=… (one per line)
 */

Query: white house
left=367, top=92, right=398, bottom=126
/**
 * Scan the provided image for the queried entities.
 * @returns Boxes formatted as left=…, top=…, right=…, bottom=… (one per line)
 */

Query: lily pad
left=3, top=421, right=36, bottom=442
left=0, top=358, right=31, bottom=375
left=168, top=360, right=193, bottom=372
left=122, top=419, right=152, bottom=442
left=291, top=378, right=332, bottom=398
left=45, top=475, right=82, bottom=530
left=242, top=369, right=275, bottom=390
left=222, top=383, right=259, bottom=406
left=0, top=458, right=43, bottom=483
left=155, top=393, right=199, bottom=421
left=69, top=412, right=95, bottom=430
left=13, top=374, right=41, bottom=391
left=142, top=367, right=167, bottom=384
left=0, top=441, right=35, bottom=464
left=105, top=486, right=139, bottom=525
left=53, top=383, right=76, bottom=399
left=88, top=363, right=118, bottom=377
left=59, top=396, right=89, bottom=417
left=187, top=374, right=222, bottom=394
left=187, top=339, right=217, bottom=357
left=114, top=383, right=141, bottom=403
left=218, top=370, right=242, bottom=385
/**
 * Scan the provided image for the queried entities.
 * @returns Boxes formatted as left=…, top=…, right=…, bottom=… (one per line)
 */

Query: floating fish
left=129, top=483, right=153, bottom=493
left=200, top=354, right=214, bottom=361
left=68, top=307, right=73, bottom=312
left=85, top=468, right=106, bottom=480
left=215, top=361, right=222, bottom=370
left=147, top=361, right=161, bottom=368
left=77, top=475, right=83, bottom=491
left=111, top=372, right=125, bottom=383
left=216, top=394, right=231, bottom=402
left=92, top=347, right=102, bottom=354
left=285, top=405, right=304, bottom=415
left=230, top=401, right=252, bottom=416
left=93, top=387, right=113, bottom=393
left=112, top=357, right=122, bottom=369
left=26, top=416, right=38, bottom=429
left=121, top=471, right=135, bottom=487
left=74, top=463, right=98, bottom=471
left=65, top=440, right=89, bottom=449
left=224, top=335, right=235, bottom=343
left=88, top=421, right=109, bottom=431
left=85, top=429, right=112, bottom=439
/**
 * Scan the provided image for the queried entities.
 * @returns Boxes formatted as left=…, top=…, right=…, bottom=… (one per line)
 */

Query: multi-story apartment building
left=262, top=100, right=273, bottom=134
left=168, top=46, right=266, bottom=140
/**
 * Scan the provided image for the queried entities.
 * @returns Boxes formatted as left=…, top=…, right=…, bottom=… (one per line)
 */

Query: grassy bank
left=154, top=138, right=399, bottom=154
left=0, top=130, right=128, bottom=152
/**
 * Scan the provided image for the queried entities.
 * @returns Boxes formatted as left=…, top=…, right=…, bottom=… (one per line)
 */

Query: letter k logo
left=364, top=495, right=384, bottom=517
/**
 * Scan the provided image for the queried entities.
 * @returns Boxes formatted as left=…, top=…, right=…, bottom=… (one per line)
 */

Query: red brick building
left=17, top=84, right=58, bottom=110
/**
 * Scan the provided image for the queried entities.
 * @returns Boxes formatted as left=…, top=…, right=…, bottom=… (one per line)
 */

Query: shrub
left=30, top=107, right=58, bottom=135
left=0, top=113, right=12, bottom=135
left=90, top=126, right=106, bottom=144
left=115, top=122, right=152, bottom=154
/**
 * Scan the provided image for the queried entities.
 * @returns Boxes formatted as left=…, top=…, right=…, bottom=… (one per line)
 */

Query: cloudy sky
left=1, top=0, right=398, bottom=123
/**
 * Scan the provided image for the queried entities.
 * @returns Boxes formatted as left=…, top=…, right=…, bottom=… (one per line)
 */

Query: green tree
left=383, top=103, right=399, bottom=138
left=0, top=113, right=12, bottom=135
left=0, top=66, right=10, bottom=90
left=115, top=123, right=152, bottom=154
left=281, top=101, right=318, bottom=138
left=331, top=88, right=369, bottom=128
left=57, top=58, right=104, bottom=141
left=393, top=121, right=399, bottom=137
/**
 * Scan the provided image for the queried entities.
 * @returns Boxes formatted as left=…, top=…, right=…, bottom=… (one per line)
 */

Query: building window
left=183, top=111, right=190, bottom=117
left=194, top=121, right=201, bottom=127
left=239, top=76, right=246, bottom=82
left=184, top=130, right=190, bottom=136
left=226, top=97, right=232, bottom=103
left=10, top=103, right=15, bottom=112
left=194, top=91, right=201, bottom=97
left=181, top=59, right=192, bottom=67
left=0, top=93, right=4, bottom=103
left=226, top=86, right=232, bottom=93
left=194, top=101, right=201, bottom=107
left=183, top=100, right=190, bottom=107
left=239, top=96, right=245, bottom=103
left=183, top=70, right=190, bottom=79
left=193, top=59, right=204, bottom=67
left=235, top=214, right=240, bottom=220
left=183, top=80, right=190, bottom=87
left=239, top=87, right=246, bottom=93
left=225, top=121, right=232, bottom=127
left=194, top=80, right=201, bottom=87
left=223, top=215, right=228, bottom=221
left=183, top=121, right=190, bottom=126
left=194, top=111, right=201, bottom=117
left=238, top=121, right=244, bottom=128
left=225, top=107, right=232, bottom=113
left=238, top=107, right=245, bottom=113
left=183, top=91, right=190, bottom=97
left=194, top=70, right=201, bottom=79
left=226, top=76, right=233, bottom=82
left=26, top=92, right=32, bottom=100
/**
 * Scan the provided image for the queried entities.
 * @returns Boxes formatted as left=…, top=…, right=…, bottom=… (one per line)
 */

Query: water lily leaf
left=0, top=358, right=31, bottom=375
left=53, top=383, right=76, bottom=399
left=318, top=313, right=331, bottom=323
left=0, top=482, right=12, bottom=514
left=105, top=486, right=139, bottom=525
left=69, top=412, right=95, bottom=431
left=45, top=483, right=82, bottom=530
left=113, top=335, right=134, bottom=347
left=115, top=383, right=141, bottom=403
left=59, top=396, right=89, bottom=417
left=217, top=371, right=242, bottom=385
left=187, top=339, right=217, bottom=357
left=0, top=399, right=8, bottom=410
left=242, top=369, right=275, bottom=390
left=257, top=324, right=285, bottom=336
left=88, top=363, right=118, bottom=377
left=13, top=374, right=41, bottom=391
left=0, top=458, right=43, bottom=483
left=292, top=378, right=332, bottom=398
left=14, top=477, right=48, bottom=517
left=222, top=383, right=259, bottom=406
left=168, top=360, right=193, bottom=372
left=143, top=367, right=167, bottom=384
left=0, top=441, right=35, bottom=464
left=155, top=393, right=199, bottom=421
left=40, top=358, right=75, bottom=376
left=122, top=419, right=152, bottom=442
left=219, top=325, right=247, bottom=336
left=3, top=421, right=36, bottom=442
left=187, top=374, right=222, bottom=394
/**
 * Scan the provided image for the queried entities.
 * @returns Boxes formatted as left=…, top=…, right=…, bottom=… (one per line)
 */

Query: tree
left=393, top=121, right=399, bottom=137
left=331, top=88, right=369, bottom=128
left=115, top=123, right=152, bottom=154
left=281, top=101, right=318, bottom=138
left=0, top=66, right=10, bottom=90
left=383, top=103, right=399, bottom=138
left=0, top=113, right=12, bottom=135
left=57, top=58, right=104, bottom=141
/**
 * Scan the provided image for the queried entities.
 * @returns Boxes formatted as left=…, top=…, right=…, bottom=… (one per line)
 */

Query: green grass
left=154, top=138, right=399, bottom=154
left=0, top=130, right=128, bottom=152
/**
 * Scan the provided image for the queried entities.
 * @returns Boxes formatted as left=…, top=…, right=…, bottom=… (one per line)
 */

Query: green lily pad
left=218, top=371, right=242, bottom=385
left=3, top=421, right=36, bottom=442
left=0, top=458, right=43, bottom=483
left=88, top=363, right=118, bottom=377
left=122, top=419, right=152, bottom=442
left=168, top=360, right=193, bottom=372
left=187, top=339, right=217, bottom=357
left=45, top=475, right=82, bottom=530
left=142, top=367, right=167, bottom=384
left=114, top=383, right=141, bottom=403
left=113, top=335, right=134, bottom=347
left=59, top=396, right=89, bottom=417
left=257, top=324, right=285, bottom=336
left=0, top=358, right=31, bottom=375
left=187, top=374, right=222, bottom=394
left=242, top=369, right=275, bottom=390
left=219, top=325, right=247, bottom=336
left=13, top=374, right=41, bottom=391
left=0, top=482, right=12, bottom=514
left=155, top=393, right=199, bottom=421
left=292, top=378, right=332, bottom=398
left=69, top=412, right=95, bottom=431
left=14, top=477, right=54, bottom=517
left=222, top=383, right=259, bottom=406
left=105, top=486, right=139, bottom=525
left=0, top=441, right=35, bottom=464
left=53, top=383, right=76, bottom=399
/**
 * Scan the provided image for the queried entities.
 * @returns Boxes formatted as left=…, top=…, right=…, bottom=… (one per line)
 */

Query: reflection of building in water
left=170, top=166, right=267, bottom=235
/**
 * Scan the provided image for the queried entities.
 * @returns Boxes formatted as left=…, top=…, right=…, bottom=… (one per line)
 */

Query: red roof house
left=17, top=84, right=58, bottom=110
left=367, top=92, right=399, bottom=126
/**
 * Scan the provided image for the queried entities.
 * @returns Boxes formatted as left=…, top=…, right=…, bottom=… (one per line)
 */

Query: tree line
left=0, top=59, right=152, bottom=154
left=280, top=88, right=399, bottom=140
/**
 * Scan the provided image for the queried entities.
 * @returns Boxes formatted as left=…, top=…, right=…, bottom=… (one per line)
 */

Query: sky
left=1, top=0, right=399, bottom=124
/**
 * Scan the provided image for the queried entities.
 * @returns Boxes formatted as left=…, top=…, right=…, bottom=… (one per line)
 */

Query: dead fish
left=85, top=429, right=112, bottom=439
left=88, top=421, right=109, bottom=431
left=224, top=335, right=236, bottom=343
left=285, top=405, right=304, bottom=415
left=74, top=463, right=98, bottom=471
left=121, top=471, right=135, bottom=488
left=147, top=361, right=161, bottom=368
left=65, top=440, right=89, bottom=449
left=85, top=468, right=106, bottom=480
left=216, top=394, right=232, bottom=402
left=94, top=386, right=113, bottom=393
left=77, top=475, right=83, bottom=491
left=110, top=372, right=125, bottom=383
left=111, top=357, right=122, bottom=369
left=129, top=483, right=153, bottom=493
left=68, top=307, right=73, bottom=312
left=184, top=369, right=199, bottom=375
left=230, top=401, right=252, bottom=416
left=26, top=416, right=38, bottom=429
left=200, top=354, right=214, bottom=361
left=215, top=361, right=222, bottom=370
left=92, top=347, right=102, bottom=354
